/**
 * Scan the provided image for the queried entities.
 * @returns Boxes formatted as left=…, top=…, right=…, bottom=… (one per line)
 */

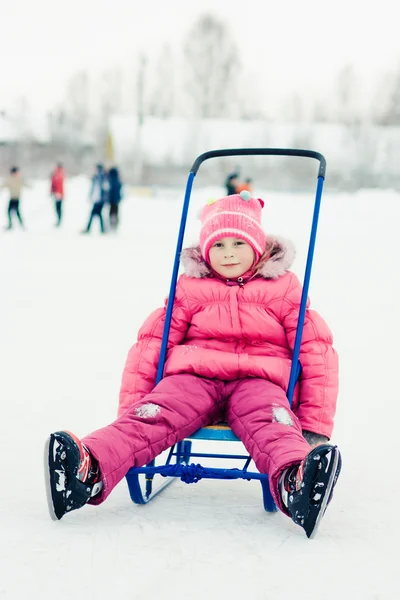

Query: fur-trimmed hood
left=180, top=235, right=295, bottom=280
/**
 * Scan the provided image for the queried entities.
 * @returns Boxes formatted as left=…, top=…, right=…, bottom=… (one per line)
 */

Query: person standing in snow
left=81, top=164, right=109, bottom=234
left=45, top=190, right=341, bottom=538
left=1, top=166, right=28, bottom=230
left=236, top=177, right=253, bottom=194
left=225, top=172, right=239, bottom=195
left=50, top=163, right=65, bottom=227
left=107, top=167, right=123, bottom=231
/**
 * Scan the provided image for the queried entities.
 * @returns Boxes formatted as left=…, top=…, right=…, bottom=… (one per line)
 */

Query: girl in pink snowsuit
left=46, top=192, right=341, bottom=537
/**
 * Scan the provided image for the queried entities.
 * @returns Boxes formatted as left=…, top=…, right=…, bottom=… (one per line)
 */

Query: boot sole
left=44, top=436, right=60, bottom=521
left=306, top=446, right=341, bottom=539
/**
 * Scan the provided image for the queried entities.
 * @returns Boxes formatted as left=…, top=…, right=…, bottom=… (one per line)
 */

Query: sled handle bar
left=191, top=148, right=326, bottom=179
left=156, top=148, right=326, bottom=406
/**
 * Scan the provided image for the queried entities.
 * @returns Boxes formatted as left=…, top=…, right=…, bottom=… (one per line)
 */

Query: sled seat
left=188, top=423, right=240, bottom=442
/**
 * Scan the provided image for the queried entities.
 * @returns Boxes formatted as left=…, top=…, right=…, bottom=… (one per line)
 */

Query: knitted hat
left=199, top=191, right=267, bottom=263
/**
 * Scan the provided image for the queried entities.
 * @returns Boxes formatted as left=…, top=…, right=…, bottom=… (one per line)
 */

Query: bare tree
left=65, top=71, right=90, bottom=134
left=373, top=66, right=400, bottom=125
left=99, top=67, right=124, bottom=120
left=183, top=13, right=240, bottom=118
left=334, top=64, right=358, bottom=124
left=52, top=71, right=94, bottom=172
left=11, top=96, right=33, bottom=168
left=129, top=53, right=148, bottom=183
left=312, top=98, right=333, bottom=123
left=136, top=53, right=147, bottom=126
left=148, top=45, right=176, bottom=118
left=96, top=67, right=125, bottom=159
left=281, top=93, right=305, bottom=122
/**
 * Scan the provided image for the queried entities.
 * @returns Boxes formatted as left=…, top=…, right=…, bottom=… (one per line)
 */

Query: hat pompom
left=240, top=190, right=251, bottom=201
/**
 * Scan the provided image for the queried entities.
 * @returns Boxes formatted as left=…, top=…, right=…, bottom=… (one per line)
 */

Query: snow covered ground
left=0, top=178, right=399, bottom=600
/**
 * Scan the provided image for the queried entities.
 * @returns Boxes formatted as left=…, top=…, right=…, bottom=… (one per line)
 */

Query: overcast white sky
left=1, top=0, right=399, bottom=113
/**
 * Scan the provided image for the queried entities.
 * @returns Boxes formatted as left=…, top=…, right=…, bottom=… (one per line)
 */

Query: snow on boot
left=44, top=430, right=102, bottom=520
left=280, top=444, right=342, bottom=539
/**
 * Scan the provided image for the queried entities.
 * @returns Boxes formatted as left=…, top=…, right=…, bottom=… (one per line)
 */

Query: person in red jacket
left=50, top=163, right=65, bottom=227
left=236, top=177, right=253, bottom=194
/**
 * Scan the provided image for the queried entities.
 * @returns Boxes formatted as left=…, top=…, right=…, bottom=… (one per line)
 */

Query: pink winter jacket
left=119, top=236, right=339, bottom=438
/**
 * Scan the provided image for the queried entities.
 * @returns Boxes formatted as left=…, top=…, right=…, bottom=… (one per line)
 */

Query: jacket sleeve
left=118, top=278, right=192, bottom=416
left=280, top=273, right=339, bottom=438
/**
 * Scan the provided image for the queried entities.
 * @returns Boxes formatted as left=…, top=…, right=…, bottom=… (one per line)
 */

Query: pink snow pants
left=83, top=375, right=311, bottom=511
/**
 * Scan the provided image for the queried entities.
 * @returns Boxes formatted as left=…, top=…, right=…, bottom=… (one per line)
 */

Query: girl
left=45, top=191, right=341, bottom=538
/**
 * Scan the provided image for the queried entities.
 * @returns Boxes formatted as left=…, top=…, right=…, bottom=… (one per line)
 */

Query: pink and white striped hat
left=199, top=191, right=267, bottom=263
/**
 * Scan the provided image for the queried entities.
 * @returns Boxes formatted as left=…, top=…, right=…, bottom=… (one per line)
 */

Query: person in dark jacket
left=81, top=164, right=109, bottom=234
left=107, top=167, right=123, bottom=231
left=225, top=172, right=239, bottom=195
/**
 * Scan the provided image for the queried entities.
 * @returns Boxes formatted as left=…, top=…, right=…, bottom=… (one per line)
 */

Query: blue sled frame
left=125, top=148, right=326, bottom=513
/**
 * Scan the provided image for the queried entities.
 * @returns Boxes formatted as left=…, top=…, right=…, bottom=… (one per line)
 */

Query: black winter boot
left=280, top=444, right=342, bottom=538
left=44, top=430, right=102, bottom=520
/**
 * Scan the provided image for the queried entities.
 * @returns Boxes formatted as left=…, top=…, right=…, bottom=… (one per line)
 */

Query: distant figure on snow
left=50, top=163, right=65, bottom=227
left=81, top=164, right=109, bottom=234
left=236, top=178, right=253, bottom=194
left=107, top=167, right=123, bottom=231
left=225, top=172, right=239, bottom=195
left=1, top=166, right=29, bottom=230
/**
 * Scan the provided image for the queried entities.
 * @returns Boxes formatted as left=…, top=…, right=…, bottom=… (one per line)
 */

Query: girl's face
left=208, top=237, right=255, bottom=279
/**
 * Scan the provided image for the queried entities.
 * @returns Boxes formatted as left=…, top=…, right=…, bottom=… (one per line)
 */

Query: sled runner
left=125, top=148, right=326, bottom=514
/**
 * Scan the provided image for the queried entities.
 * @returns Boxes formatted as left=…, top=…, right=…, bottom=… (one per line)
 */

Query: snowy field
left=0, top=177, right=399, bottom=600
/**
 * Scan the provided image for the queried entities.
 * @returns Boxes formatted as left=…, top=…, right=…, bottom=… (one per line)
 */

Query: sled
left=125, top=148, right=326, bottom=513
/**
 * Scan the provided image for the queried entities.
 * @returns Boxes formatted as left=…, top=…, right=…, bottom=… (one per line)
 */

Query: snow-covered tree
left=334, top=64, right=358, bottom=124
left=373, top=66, right=400, bottom=125
left=148, top=45, right=176, bottom=118
left=183, top=14, right=240, bottom=118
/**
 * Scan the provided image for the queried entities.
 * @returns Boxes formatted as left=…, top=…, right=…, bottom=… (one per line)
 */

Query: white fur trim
left=180, top=247, right=211, bottom=278
left=257, top=236, right=296, bottom=279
